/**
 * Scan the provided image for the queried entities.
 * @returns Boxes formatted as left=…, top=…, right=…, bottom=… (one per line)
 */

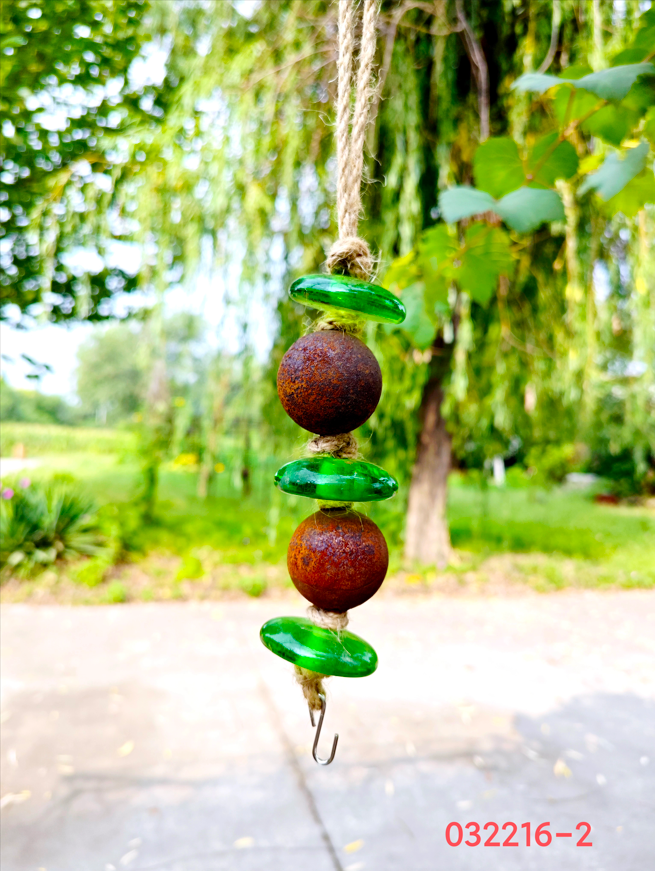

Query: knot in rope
left=326, top=235, right=374, bottom=281
left=306, top=432, right=360, bottom=459
left=307, top=605, right=350, bottom=632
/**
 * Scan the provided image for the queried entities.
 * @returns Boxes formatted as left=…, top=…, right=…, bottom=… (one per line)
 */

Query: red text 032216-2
left=445, top=822, right=593, bottom=847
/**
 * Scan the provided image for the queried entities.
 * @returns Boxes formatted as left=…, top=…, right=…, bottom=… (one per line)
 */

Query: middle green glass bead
left=260, top=616, right=378, bottom=677
left=275, top=457, right=398, bottom=502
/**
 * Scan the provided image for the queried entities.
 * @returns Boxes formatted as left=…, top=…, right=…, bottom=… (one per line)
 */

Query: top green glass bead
left=275, top=457, right=398, bottom=502
left=289, top=274, right=406, bottom=325
left=260, top=616, right=378, bottom=677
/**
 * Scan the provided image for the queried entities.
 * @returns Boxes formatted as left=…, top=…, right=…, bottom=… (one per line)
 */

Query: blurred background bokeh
left=1, top=0, right=654, bottom=598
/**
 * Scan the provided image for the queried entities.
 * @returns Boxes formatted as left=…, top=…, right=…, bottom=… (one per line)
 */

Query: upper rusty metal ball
left=287, top=509, right=389, bottom=611
left=277, top=331, right=382, bottom=435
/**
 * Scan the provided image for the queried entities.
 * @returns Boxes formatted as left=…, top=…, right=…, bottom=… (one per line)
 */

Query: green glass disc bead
left=275, top=457, right=398, bottom=502
left=289, top=274, right=406, bottom=325
left=260, top=616, right=378, bottom=677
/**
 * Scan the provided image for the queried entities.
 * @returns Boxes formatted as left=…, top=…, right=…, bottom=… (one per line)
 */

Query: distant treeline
left=1, top=378, right=80, bottom=427
left=1, top=421, right=134, bottom=456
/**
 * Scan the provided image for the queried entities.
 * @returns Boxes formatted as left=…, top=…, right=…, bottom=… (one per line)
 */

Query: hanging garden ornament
left=259, top=0, right=405, bottom=765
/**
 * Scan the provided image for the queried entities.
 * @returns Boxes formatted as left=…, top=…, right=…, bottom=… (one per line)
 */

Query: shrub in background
left=525, top=444, right=578, bottom=488
left=62, top=502, right=144, bottom=587
left=587, top=447, right=655, bottom=499
left=0, top=476, right=106, bottom=576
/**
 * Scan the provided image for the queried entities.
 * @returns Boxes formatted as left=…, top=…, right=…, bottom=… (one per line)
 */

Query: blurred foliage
left=70, top=500, right=143, bottom=585
left=382, top=6, right=655, bottom=496
left=1, top=376, right=78, bottom=424
left=0, top=421, right=134, bottom=454
left=3, top=454, right=654, bottom=600
left=1, top=0, right=151, bottom=319
left=0, top=474, right=105, bottom=575
left=76, top=322, right=147, bottom=423
left=524, top=443, right=578, bottom=487
left=102, top=580, right=127, bottom=602
left=2, top=0, right=654, bottom=532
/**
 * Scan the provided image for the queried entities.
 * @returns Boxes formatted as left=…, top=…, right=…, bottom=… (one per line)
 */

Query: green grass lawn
left=2, top=451, right=654, bottom=603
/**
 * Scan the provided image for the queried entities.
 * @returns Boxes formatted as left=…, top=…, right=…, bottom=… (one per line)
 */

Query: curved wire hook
left=308, top=692, right=339, bottom=765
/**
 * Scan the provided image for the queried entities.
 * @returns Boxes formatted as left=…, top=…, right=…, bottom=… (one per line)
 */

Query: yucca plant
left=0, top=478, right=106, bottom=577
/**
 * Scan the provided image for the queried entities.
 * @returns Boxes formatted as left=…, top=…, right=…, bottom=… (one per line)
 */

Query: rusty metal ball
left=277, top=332, right=382, bottom=435
left=287, top=509, right=389, bottom=611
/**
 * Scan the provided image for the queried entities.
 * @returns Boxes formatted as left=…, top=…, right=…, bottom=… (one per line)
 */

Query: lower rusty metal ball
left=277, top=331, right=382, bottom=435
left=287, top=509, right=389, bottom=611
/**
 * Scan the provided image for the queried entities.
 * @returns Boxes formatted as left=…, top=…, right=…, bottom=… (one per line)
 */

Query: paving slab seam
left=257, top=678, right=345, bottom=871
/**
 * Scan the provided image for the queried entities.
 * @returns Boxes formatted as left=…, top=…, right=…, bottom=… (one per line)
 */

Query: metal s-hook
left=308, top=692, right=339, bottom=765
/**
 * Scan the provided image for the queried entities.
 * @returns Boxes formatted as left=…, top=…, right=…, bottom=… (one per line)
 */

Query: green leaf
left=449, top=225, right=514, bottom=305
left=528, top=133, right=578, bottom=185
left=495, top=187, right=565, bottom=232
left=440, top=185, right=564, bottom=233
left=384, top=250, right=419, bottom=291
left=553, top=85, right=599, bottom=125
left=601, top=170, right=655, bottom=218
left=621, top=73, right=655, bottom=115
left=574, top=64, right=655, bottom=101
left=612, top=10, right=655, bottom=66
left=423, top=275, right=450, bottom=312
left=644, top=108, right=655, bottom=147
left=579, top=140, right=650, bottom=201
left=439, top=187, right=496, bottom=223
left=473, top=137, right=525, bottom=198
left=512, top=72, right=564, bottom=95
left=582, top=104, right=643, bottom=147
left=418, top=224, right=459, bottom=262
left=417, top=225, right=458, bottom=301
left=399, top=284, right=437, bottom=349
left=610, top=49, right=646, bottom=66
left=513, top=63, right=655, bottom=101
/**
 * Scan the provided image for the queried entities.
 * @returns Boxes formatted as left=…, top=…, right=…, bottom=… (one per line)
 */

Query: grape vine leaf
left=473, top=137, right=525, bottom=198
left=582, top=104, right=643, bottom=147
left=418, top=224, right=460, bottom=262
left=439, top=186, right=564, bottom=232
left=513, top=63, right=655, bottom=102
left=399, top=284, right=437, bottom=349
left=528, top=133, right=579, bottom=185
left=602, top=171, right=655, bottom=217
left=438, top=187, right=496, bottom=223
left=449, top=225, right=514, bottom=305
left=495, top=188, right=565, bottom=233
left=579, top=140, right=650, bottom=200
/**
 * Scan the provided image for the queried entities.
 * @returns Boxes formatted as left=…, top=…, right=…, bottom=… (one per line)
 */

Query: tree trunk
left=404, top=341, right=453, bottom=569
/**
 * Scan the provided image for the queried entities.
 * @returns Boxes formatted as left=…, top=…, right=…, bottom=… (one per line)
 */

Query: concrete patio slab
left=2, top=591, right=654, bottom=870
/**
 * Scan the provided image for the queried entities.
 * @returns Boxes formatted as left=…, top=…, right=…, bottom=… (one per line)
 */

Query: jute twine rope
left=307, top=432, right=359, bottom=459
left=296, top=0, right=380, bottom=709
left=325, top=0, right=379, bottom=280
left=294, top=608, right=351, bottom=711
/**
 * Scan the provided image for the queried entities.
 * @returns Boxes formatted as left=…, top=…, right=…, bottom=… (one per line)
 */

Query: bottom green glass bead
left=260, top=616, right=378, bottom=677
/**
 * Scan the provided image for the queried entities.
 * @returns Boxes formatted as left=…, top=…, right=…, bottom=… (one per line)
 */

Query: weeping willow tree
left=5, top=1, right=653, bottom=561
